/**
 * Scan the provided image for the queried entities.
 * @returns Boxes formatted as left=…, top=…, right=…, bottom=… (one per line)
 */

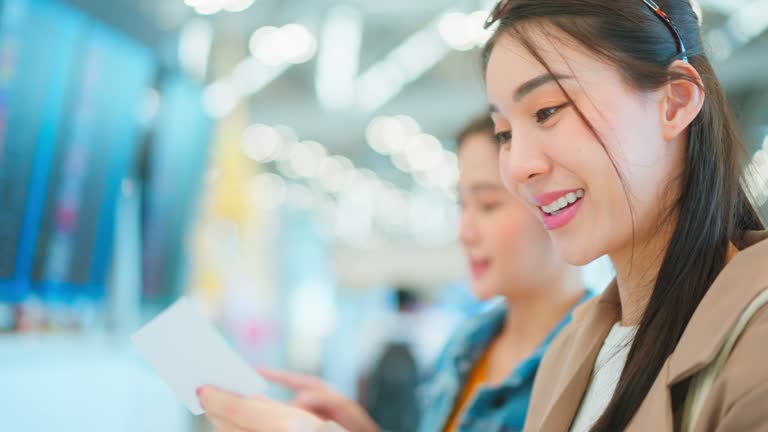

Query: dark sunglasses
left=483, top=0, right=688, bottom=62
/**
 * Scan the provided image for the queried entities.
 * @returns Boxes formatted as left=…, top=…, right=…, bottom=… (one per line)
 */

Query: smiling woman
left=482, top=0, right=767, bottom=431
left=195, top=114, right=592, bottom=432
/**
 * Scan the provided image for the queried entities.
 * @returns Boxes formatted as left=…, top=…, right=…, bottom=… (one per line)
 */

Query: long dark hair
left=482, top=0, right=764, bottom=430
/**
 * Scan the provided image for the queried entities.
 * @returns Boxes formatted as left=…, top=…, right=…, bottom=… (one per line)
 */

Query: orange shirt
left=442, top=348, right=492, bottom=432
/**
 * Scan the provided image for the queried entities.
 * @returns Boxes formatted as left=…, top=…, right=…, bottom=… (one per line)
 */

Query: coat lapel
left=631, top=232, right=768, bottom=430
left=533, top=231, right=768, bottom=431
left=627, top=358, right=675, bottom=431
left=668, top=233, right=768, bottom=385
left=539, top=283, right=621, bottom=432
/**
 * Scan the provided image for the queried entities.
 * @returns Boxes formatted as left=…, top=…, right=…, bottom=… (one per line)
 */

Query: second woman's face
left=458, top=132, right=563, bottom=300
left=485, top=32, right=684, bottom=266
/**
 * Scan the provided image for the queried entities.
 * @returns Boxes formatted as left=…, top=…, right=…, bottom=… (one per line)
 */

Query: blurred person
left=360, top=288, right=422, bottom=431
left=196, top=114, right=592, bottom=432
left=480, top=0, right=768, bottom=431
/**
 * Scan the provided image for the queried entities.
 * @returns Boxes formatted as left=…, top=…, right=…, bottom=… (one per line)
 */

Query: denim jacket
left=417, top=292, right=593, bottom=432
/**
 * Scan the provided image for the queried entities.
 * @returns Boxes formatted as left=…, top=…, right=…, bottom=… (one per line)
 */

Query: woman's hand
left=258, top=368, right=379, bottom=432
left=198, top=385, right=325, bottom=432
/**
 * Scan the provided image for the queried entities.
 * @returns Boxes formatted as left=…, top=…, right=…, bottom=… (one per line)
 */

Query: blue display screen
left=0, top=0, right=154, bottom=303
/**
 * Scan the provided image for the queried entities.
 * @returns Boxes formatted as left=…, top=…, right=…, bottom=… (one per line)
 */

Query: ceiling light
left=241, top=124, right=283, bottom=162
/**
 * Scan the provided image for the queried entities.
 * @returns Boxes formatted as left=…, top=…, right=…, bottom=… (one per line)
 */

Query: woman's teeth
left=542, top=189, right=584, bottom=215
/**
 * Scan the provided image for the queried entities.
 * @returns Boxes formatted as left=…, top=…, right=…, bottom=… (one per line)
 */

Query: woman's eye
left=480, top=202, right=501, bottom=212
left=495, top=131, right=512, bottom=145
left=534, top=103, right=568, bottom=123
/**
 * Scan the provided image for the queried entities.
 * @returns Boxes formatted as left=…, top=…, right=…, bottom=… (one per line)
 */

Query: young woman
left=481, top=0, right=768, bottom=431
left=196, top=115, right=592, bottom=432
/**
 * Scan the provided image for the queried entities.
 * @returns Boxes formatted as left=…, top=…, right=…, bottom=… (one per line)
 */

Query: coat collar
left=570, top=231, right=768, bottom=385
left=538, top=286, right=620, bottom=431
left=668, top=230, right=768, bottom=383
left=538, top=231, right=768, bottom=430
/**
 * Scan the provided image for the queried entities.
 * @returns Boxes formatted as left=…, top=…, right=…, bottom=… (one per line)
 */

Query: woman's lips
left=540, top=196, right=584, bottom=230
left=470, top=259, right=490, bottom=278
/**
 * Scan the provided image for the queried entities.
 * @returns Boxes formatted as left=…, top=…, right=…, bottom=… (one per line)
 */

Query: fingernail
left=196, top=387, right=203, bottom=397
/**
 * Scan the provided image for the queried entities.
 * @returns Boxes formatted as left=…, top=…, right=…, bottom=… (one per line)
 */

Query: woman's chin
left=554, top=237, right=603, bottom=267
left=470, top=280, right=501, bottom=301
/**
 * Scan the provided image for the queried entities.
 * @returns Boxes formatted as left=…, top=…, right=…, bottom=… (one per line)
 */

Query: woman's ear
left=660, top=60, right=705, bottom=142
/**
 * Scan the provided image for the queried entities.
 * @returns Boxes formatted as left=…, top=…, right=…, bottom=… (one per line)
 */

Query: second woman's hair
left=456, top=115, right=495, bottom=151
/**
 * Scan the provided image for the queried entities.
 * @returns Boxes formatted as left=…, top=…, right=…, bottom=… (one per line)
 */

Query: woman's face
left=458, top=132, right=565, bottom=300
left=485, top=32, right=683, bottom=265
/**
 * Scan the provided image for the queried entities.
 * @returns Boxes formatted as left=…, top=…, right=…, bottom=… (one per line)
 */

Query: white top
left=569, top=322, right=637, bottom=432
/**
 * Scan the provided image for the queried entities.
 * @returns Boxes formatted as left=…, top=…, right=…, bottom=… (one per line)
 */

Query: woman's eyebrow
left=489, top=72, right=573, bottom=113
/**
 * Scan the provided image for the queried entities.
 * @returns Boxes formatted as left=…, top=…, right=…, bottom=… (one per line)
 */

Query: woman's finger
left=212, top=427, right=250, bottom=432
left=208, top=416, right=250, bottom=432
left=198, top=386, right=266, bottom=431
left=199, top=385, right=324, bottom=432
left=257, top=368, right=326, bottom=391
left=293, top=389, right=338, bottom=414
left=206, top=408, right=252, bottom=432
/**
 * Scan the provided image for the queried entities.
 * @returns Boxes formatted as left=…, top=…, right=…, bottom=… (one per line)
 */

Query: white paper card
left=131, top=297, right=266, bottom=415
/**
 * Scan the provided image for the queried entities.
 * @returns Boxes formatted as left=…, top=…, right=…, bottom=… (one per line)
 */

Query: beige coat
left=524, top=231, right=768, bottom=432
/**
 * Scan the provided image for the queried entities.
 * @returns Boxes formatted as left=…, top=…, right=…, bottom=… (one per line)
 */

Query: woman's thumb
left=294, top=390, right=333, bottom=415
left=257, top=367, right=322, bottom=391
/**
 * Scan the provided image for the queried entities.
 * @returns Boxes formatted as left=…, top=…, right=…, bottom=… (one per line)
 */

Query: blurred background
left=0, top=0, right=765, bottom=430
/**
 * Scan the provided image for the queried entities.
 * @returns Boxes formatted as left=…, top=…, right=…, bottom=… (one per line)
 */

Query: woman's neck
left=610, top=229, right=670, bottom=327
left=610, top=215, right=743, bottom=327
left=612, top=236, right=740, bottom=327
left=485, top=268, right=585, bottom=385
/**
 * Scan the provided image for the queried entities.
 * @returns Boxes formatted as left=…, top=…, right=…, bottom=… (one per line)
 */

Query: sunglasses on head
left=483, top=0, right=688, bottom=62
